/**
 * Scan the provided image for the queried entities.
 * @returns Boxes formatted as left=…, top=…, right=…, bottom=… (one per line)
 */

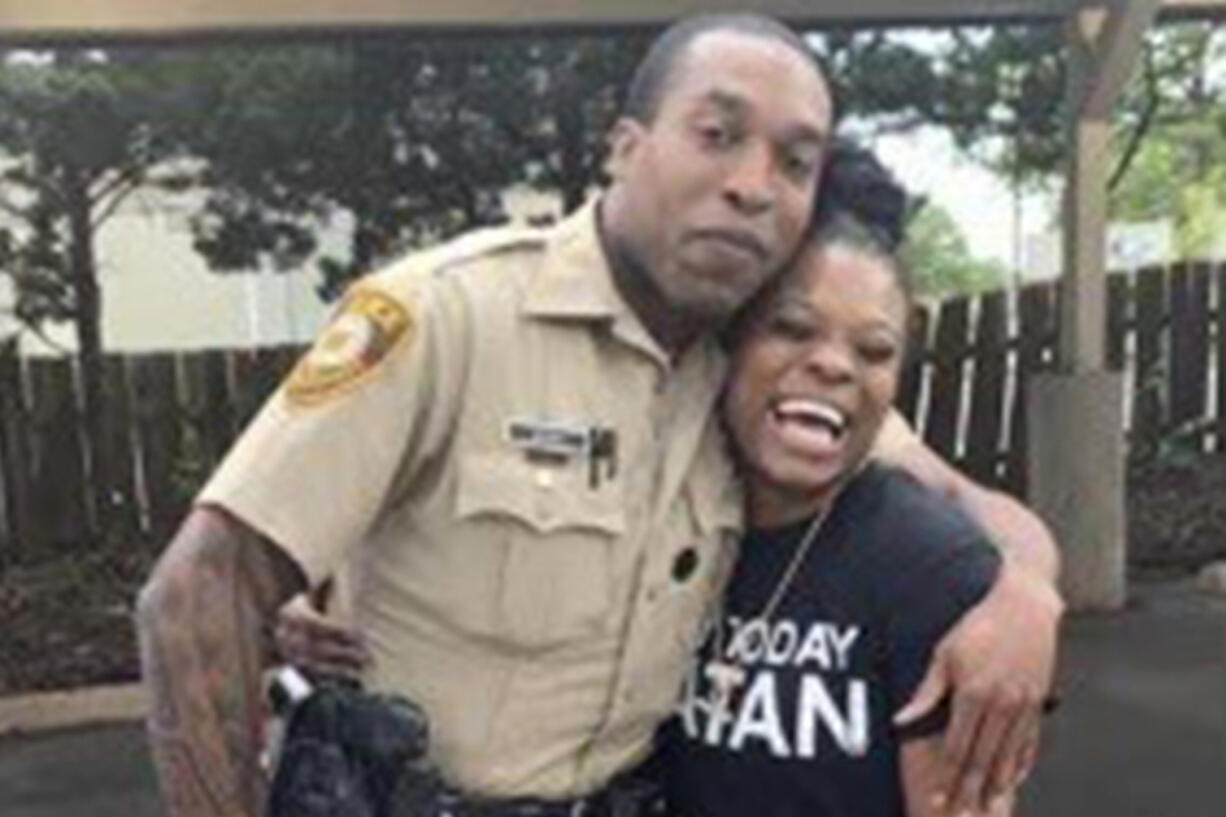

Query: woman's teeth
left=773, top=398, right=847, bottom=438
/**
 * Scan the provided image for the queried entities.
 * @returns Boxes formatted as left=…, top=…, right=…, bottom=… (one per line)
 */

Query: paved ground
left=1020, top=578, right=1226, bottom=817
left=1, top=577, right=1223, bottom=817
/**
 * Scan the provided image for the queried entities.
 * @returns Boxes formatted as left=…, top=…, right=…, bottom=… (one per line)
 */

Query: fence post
left=1105, top=273, right=1130, bottom=372
left=896, top=305, right=929, bottom=427
left=1005, top=283, right=1057, bottom=497
left=1168, top=262, right=1211, bottom=445
left=925, top=296, right=970, bottom=463
left=25, top=357, right=91, bottom=553
left=96, top=354, right=140, bottom=539
left=130, top=353, right=183, bottom=539
left=1132, top=266, right=1168, bottom=455
left=0, top=347, right=30, bottom=559
left=966, top=291, right=1007, bottom=488
left=1217, top=263, right=1226, bottom=453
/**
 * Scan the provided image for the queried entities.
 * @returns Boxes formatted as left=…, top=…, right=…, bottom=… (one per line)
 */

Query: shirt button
left=534, top=469, right=554, bottom=489
left=672, top=547, right=700, bottom=583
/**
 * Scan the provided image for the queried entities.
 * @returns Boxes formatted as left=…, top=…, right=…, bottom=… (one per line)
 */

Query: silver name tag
left=505, top=418, right=592, bottom=460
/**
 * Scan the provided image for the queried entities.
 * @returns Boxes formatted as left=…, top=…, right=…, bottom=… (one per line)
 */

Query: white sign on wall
left=1107, top=221, right=1172, bottom=270
left=1023, top=219, right=1173, bottom=281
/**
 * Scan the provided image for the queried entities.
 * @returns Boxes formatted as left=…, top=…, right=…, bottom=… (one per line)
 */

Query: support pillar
left=1029, top=371, right=1126, bottom=609
left=1027, top=1, right=1156, bottom=611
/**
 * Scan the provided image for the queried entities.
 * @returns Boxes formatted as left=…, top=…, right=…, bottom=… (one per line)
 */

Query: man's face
left=606, top=31, right=832, bottom=326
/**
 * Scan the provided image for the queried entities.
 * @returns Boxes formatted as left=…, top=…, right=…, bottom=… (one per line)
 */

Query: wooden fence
left=1, top=261, right=1223, bottom=561
left=897, top=261, right=1225, bottom=493
left=0, top=345, right=302, bottom=561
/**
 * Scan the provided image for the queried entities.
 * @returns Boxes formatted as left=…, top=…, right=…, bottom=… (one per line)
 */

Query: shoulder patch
left=284, top=287, right=415, bottom=407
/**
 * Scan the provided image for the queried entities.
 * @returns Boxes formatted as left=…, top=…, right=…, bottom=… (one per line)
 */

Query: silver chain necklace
left=705, top=505, right=832, bottom=717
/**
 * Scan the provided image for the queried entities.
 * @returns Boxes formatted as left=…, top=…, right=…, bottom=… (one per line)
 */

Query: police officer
left=137, top=13, right=1062, bottom=817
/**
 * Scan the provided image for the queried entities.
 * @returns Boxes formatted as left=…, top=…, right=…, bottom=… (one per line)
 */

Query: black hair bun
left=814, top=138, right=911, bottom=251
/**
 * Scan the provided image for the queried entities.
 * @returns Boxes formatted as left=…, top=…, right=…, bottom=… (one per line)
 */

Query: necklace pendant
left=707, top=660, right=747, bottom=715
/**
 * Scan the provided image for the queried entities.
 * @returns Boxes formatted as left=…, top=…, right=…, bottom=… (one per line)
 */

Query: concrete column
left=1027, top=3, right=1155, bottom=611
left=1059, top=116, right=1111, bottom=374
left=1029, top=372, right=1126, bottom=610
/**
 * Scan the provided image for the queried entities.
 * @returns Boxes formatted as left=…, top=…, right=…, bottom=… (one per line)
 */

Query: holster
left=266, top=672, right=434, bottom=817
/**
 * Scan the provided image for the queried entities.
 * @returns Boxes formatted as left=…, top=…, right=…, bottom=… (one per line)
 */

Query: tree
left=190, top=25, right=1216, bottom=299
left=190, top=35, right=647, bottom=299
left=900, top=202, right=1008, bottom=296
left=0, top=49, right=210, bottom=526
left=931, top=21, right=1226, bottom=202
left=191, top=28, right=1062, bottom=300
left=1107, top=24, right=1226, bottom=258
left=826, top=22, right=1225, bottom=267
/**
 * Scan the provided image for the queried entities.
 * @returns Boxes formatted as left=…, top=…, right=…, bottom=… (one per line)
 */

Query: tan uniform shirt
left=201, top=201, right=743, bottom=798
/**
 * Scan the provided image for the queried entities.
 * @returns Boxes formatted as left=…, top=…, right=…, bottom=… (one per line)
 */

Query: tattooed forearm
left=136, top=507, right=305, bottom=817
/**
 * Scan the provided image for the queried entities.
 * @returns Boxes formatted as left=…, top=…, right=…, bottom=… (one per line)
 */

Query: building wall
left=0, top=184, right=564, bottom=356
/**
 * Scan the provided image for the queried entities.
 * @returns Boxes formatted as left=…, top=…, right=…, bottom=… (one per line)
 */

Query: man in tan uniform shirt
left=200, top=201, right=745, bottom=797
left=137, top=13, right=1062, bottom=817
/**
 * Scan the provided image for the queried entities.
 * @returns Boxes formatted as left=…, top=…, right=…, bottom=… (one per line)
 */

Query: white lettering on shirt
left=680, top=616, right=872, bottom=760
left=727, top=670, right=790, bottom=756
left=796, top=675, right=870, bottom=757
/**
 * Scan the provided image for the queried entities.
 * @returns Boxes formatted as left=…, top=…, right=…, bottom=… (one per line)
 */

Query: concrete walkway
left=2, top=577, right=1223, bottom=817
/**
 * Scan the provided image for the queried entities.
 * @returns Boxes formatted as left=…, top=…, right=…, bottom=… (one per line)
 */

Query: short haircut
left=623, top=13, right=824, bottom=123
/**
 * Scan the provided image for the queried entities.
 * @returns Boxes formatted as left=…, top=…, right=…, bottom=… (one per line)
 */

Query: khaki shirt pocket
left=456, top=452, right=625, bottom=650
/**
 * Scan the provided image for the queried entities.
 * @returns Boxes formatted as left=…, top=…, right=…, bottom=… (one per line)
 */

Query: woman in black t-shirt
left=656, top=143, right=1010, bottom=817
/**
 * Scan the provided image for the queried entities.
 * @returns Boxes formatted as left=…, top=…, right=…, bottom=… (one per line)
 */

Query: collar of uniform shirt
left=523, top=196, right=676, bottom=368
left=522, top=198, right=619, bottom=320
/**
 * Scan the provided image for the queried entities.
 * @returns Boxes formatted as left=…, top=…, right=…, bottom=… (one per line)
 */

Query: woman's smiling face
left=723, top=239, right=908, bottom=519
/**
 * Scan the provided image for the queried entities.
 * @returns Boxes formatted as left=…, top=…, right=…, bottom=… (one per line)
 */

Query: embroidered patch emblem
left=285, top=288, right=413, bottom=406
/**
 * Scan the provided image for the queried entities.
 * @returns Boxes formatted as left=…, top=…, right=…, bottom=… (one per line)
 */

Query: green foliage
left=829, top=22, right=1224, bottom=266
left=185, top=27, right=1091, bottom=300
left=189, top=28, right=1046, bottom=300
left=809, top=26, right=1066, bottom=187
left=0, top=49, right=212, bottom=335
left=4, top=20, right=1223, bottom=319
left=190, top=35, right=647, bottom=299
left=844, top=21, right=1226, bottom=214
left=1107, top=24, right=1226, bottom=258
left=899, top=202, right=1008, bottom=295
left=0, top=49, right=219, bottom=525
left=191, top=24, right=1216, bottom=299
left=926, top=26, right=1066, bottom=186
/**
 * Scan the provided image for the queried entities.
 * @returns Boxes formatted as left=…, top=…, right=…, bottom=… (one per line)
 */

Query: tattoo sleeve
left=135, top=507, right=306, bottom=817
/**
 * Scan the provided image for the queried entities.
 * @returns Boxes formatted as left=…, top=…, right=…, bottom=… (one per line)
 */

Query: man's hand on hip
left=275, top=594, right=371, bottom=681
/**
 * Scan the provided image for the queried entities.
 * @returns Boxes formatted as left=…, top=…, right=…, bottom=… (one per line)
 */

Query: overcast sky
left=873, top=126, right=1056, bottom=267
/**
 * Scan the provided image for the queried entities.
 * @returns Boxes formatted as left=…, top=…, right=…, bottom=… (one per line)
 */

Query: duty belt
left=396, top=777, right=663, bottom=817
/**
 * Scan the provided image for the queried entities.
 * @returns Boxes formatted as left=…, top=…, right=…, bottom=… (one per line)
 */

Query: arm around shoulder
left=877, top=410, right=1062, bottom=813
left=872, top=409, right=1061, bottom=586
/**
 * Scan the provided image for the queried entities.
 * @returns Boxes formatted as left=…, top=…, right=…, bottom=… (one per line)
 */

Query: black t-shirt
left=657, top=464, right=1001, bottom=817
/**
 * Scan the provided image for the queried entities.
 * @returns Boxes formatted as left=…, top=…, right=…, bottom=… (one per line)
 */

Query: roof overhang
left=1, top=0, right=1223, bottom=45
